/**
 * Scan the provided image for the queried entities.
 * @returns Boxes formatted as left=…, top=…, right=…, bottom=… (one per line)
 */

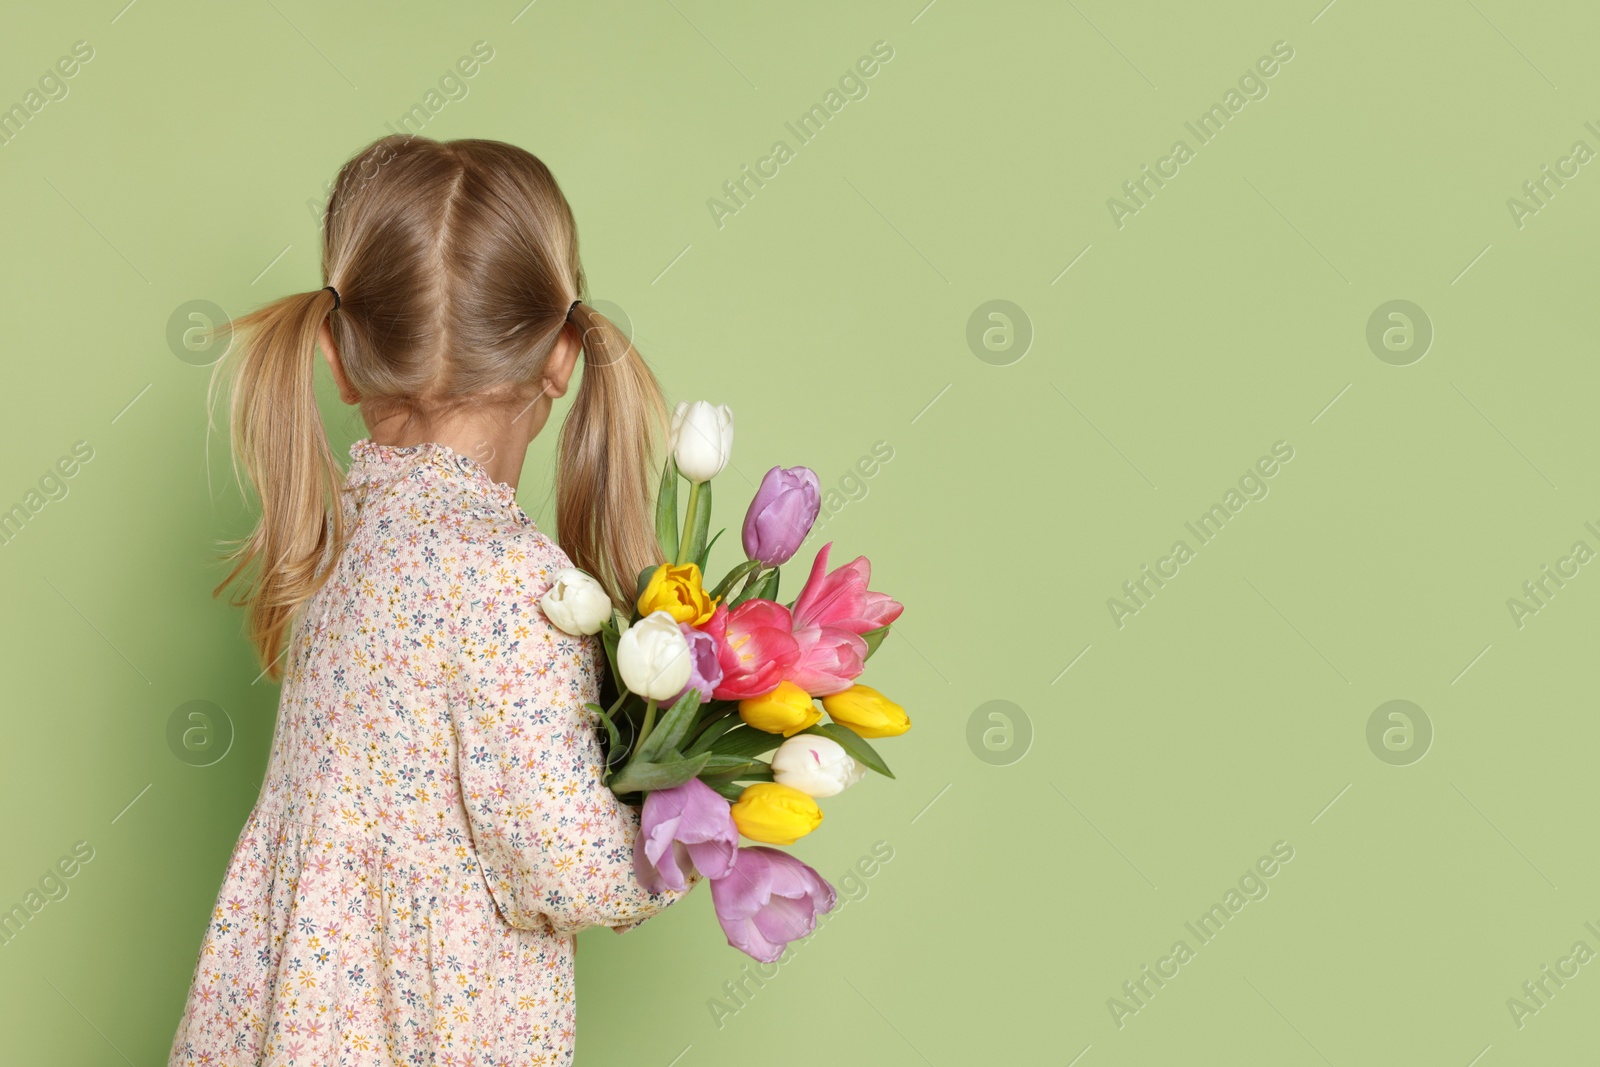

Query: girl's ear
left=542, top=324, right=582, bottom=399
left=318, top=319, right=361, bottom=404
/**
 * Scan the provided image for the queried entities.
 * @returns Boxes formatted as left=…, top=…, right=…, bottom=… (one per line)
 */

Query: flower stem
left=636, top=698, right=659, bottom=753
left=734, top=565, right=767, bottom=602
left=674, top=481, right=702, bottom=566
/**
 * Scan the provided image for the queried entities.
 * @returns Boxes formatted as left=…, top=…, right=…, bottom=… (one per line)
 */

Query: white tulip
left=770, top=734, right=865, bottom=798
left=670, top=401, right=734, bottom=483
left=617, top=610, right=693, bottom=702
left=539, top=568, right=613, bottom=636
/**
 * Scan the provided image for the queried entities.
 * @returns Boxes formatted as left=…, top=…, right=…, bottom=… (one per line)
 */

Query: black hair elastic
left=324, top=285, right=341, bottom=311
left=566, top=299, right=581, bottom=321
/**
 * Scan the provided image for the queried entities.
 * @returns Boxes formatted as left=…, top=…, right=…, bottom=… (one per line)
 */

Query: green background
left=1, top=0, right=1596, bottom=1063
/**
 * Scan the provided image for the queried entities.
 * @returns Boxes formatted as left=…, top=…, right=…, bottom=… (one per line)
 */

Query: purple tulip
left=708, top=846, right=837, bottom=962
left=742, top=466, right=822, bottom=567
left=633, top=779, right=739, bottom=893
left=673, top=623, right=725, bottom=704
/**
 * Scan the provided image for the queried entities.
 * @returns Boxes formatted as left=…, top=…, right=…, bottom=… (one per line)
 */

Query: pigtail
left=555, top=303, right=669, bottom=608
left=211, top=287, right=345, bottom=679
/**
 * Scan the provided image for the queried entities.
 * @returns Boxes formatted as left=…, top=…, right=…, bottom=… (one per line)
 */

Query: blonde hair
left=213, top=135, right=666, bottom=679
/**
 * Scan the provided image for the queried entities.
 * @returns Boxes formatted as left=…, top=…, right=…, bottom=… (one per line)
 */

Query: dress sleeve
left=451, top=528, right=698, bottom=936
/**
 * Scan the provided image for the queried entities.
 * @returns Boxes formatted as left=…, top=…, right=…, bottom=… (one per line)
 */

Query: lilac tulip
left=672, top=623, right=725, bottom=705
left=709, top=846, right=837, bottom=962
left=633, top=779, right=739, bottom=893
left=742, top=466, right=822, bottom=567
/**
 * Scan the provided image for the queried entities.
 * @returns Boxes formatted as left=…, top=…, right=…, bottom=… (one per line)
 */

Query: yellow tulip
left=730, top=783, right=823, bottom=844
left=739, top=681, right=822, bottom=737
left=636, top=562, right=716, bottom=625
left=821, top=685, right=910, bottom=738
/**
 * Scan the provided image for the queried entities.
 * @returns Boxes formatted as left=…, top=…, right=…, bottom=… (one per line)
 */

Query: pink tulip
left=700, top=544, right=902, bottom=701
left=787, top=625, right=867, bottom=696
left=792, top=542, right=903, bottom=635
left=707, top=601, right=801, bottom=700
left=778, top=543, right=902, bottom=695
left=709, top=846, right=837, bottom=962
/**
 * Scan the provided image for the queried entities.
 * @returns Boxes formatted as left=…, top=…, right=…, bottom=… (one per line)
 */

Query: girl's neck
left=366, top=404, right=546, bottom=490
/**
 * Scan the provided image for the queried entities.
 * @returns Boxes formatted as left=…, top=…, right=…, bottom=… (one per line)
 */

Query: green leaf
left=655, top=456, right=680, bottom=562
left=634, top=688, right=703, bottom=765
left=585, top=702, right=624, bottom=766
left=701, top=755, right=762, bottom=775
left=712, top=760, right=773, bottom=783
left=695, top=528, right=723, bottom=574
left=684, top=711, right=740, bottom=756
left=698, top=757, right=775, bottom=797
left=613, top=693, right=647, bottom=757
left=702, top=777, right=748, bottom=801
left=607, top=750, right=713, bottom=794
left=682, top=479, right=712, bottom=573
left=710, top=724, right=783, bottom=761
left=733, top=566, right=779, bottom=607
left=861, top=624, right=891, bottom=660
left=709, top=559, right=761, bottom=603
left=803, top=722, right=894, bottom=778
left=635, top=565, right=659, bottom=607
left=700, top=765, right=772, bottom=787
left=600, top=628, right=621, bottom=691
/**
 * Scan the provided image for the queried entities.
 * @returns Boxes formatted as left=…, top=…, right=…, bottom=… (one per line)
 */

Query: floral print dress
left=169, top=440, right=691, bottom=1066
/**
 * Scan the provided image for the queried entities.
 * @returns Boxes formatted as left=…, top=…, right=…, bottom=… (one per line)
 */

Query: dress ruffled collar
left=347, top=438, right=529, bottom=522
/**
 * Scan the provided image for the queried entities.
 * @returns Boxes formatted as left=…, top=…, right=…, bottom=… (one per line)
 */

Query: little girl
left=169, top=136, right=696, bottom=1066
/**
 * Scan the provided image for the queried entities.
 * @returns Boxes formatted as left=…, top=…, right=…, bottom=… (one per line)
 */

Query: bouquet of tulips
left=537, top=401, right=908, bottom=961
